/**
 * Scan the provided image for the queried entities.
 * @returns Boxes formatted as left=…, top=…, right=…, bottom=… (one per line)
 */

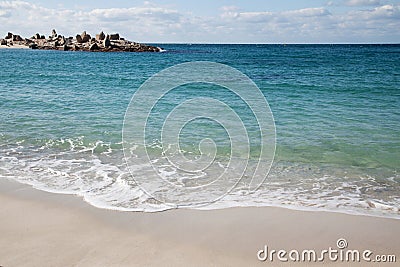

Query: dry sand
left=0, top=179, right=398, bottom=267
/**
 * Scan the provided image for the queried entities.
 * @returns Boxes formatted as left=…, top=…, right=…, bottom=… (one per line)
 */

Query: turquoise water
left=0, top=45, right=399, bottom=217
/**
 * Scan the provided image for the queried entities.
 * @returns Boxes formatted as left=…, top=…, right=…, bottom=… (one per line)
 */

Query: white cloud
left=0, top=1, right=184, bottom=41
left=217, top=4, right=400, bottom=43
left=0, top=9, right=10, bottom=17
left=220, top=6, right=240, bottom=12
left=0, top=1, right=398, bottom=43
left=88, top=7, right=181, bottom=22
left=283, top=7, right=331, bottom=17
left=336, top=4, right=400, bottom=40
left=219, top=7, right=334, bottom=41
left=0, top=0, right=33, bottom=9
left=345, top=0, right=381, bottom=6
left=220, top=7, right=331, bottom=25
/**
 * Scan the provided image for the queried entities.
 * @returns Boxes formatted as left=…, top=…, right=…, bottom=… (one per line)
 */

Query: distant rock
left=103, top=35, right=111, bottom=47
left=65, top=37, right=72, bottom=46
left=80, top=31, right=91, bottom=43
left=58, top=36, right=66, bottom=46
left=89, top=43, right=99, bottom=51
left=4, top=32, right=24, bottom=42
left=109, top=33, right=120, bottom=40
left=13, top=35, right=23, bottom=41
left=76, top=34, right=83, bottom=43
left=3, top=29, right=162, bottom=53
left=96, top=31, right=105, bottom=41
left=29, top=43, right=38, bottom=49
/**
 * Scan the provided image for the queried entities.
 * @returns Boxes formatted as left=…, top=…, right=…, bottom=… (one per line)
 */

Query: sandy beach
left=0, top=179, right=398, bottom=267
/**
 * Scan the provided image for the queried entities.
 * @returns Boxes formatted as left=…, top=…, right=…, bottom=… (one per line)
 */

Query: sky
left=0, top=0, right=399, bottom=43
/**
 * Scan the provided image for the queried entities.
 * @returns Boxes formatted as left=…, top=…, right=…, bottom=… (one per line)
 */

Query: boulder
left=29, top=43, right=38, bottom=49
left=80, top=31, right=91, bottom=43
left=96, top=31, right=105, bottom=41
left=5, top=32, right=12, bottom=39
left=51, top=29, right=57, bottom=38
left=58, top=36, right=66, bottom=46
left=1, top=39, right=7, bottom=45
left=76, top=34, right=83, bottom=43
left=82, top=34, right=91, bottom=43
left=109, top=33, right=120, bottom=40
left=64, top=37, right=72, bottom=45
left=12, top=34, right=23, bottom=41
left=40, top=35, right=45, bottom=39
left=103, top=35, right=111, bottom=47
left=89, top=43, right=99, bottom=51
left=35, top=33, right=41, bottom=39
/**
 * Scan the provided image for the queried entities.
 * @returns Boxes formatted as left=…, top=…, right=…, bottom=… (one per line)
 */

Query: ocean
left=0, top=44, right=399, bottom=218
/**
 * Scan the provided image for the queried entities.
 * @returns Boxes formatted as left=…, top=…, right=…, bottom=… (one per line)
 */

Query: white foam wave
left=0, top=144, right=399, bottom=218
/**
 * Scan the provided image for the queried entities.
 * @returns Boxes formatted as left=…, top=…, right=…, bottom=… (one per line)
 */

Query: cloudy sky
left=0, top=0, right=399, bottom=43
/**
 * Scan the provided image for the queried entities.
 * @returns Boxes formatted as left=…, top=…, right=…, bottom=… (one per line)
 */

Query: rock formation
left=109, top=33, right=120, bottom=40
left=0, top=30, right=162, bottom=52
left=12, top=34, right=23, bottom=41
left=80, top=31, right=91, bottom=43
left=96, top=31, right=105, bottom=41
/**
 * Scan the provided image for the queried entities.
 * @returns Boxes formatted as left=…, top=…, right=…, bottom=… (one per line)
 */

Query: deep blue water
left=0, top=44, right=399, bottom=216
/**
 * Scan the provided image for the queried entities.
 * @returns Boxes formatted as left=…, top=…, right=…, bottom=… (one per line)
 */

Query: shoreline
left=5, top=176, right=400, bottom=220
left=0, top=178, right=399, bottom=266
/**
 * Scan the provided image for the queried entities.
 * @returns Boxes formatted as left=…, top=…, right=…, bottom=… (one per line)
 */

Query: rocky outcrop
left=29, top=43, right=38, bottom=49
left=2, top=32, right=23, bottom=42
left=1, top=30, right=162, bottom=52
left=89, top=43, right=99, bottom=51
left=103, top=35, right=111, bottom=48
left=109, top=33, right=120, bottom=40
left=13, top=35, right=23, bottom=41
left=80, top=31, right=91, bottom=43
left=1, top=32, right=26, bottom=47
left=96, top=31, right=105, bottom=41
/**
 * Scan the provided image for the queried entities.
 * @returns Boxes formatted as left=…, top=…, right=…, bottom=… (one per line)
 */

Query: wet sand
left=0, top=179, right=398, bottom=266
